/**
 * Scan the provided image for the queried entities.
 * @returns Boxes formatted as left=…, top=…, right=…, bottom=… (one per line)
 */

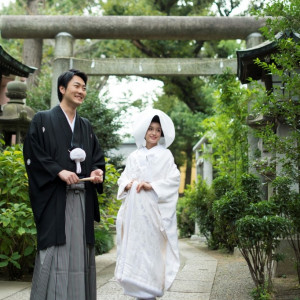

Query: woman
left=115, top=109, right=180, bottom=300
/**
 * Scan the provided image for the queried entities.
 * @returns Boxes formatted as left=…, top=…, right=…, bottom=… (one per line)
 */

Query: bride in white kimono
left=115, top=109, right=180, bottom=300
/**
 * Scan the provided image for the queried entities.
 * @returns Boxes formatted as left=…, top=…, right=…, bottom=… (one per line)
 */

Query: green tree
left=200, top=70, right=249, bottom=183
left=77, top=89, right=122, bottom=157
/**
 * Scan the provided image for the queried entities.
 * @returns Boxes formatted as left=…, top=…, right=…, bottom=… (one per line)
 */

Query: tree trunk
left=184, top=147, right=193, bottom=188
left=22, top=0, right=43, bottom=88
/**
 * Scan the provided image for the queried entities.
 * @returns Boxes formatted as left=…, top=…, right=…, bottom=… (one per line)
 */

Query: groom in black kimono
left=23, top=69, right=105, bottom=300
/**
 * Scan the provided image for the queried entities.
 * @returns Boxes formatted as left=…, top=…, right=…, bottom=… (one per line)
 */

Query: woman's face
left=145, top=122, right=162, bottom=149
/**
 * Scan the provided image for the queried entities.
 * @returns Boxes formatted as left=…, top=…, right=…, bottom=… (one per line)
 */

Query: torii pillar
left=51, top=32, right=74, bottom=108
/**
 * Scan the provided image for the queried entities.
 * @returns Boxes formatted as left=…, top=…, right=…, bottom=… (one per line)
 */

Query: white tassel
left=70, top=148, right=86, bottom=174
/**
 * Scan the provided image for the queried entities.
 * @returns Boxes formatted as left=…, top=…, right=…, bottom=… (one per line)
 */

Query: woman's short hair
left=151, top=115, right=164, bottom=137
left=57, top=69, right=88, bottom=102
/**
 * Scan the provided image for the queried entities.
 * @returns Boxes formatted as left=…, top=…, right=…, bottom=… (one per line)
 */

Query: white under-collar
left=60, top=107, right=76, bottom=132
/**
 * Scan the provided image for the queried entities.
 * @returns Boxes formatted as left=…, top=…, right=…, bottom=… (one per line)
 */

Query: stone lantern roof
left=236, top=30, right=300, bottom=85
left=0, top=45, right=36, bottom=78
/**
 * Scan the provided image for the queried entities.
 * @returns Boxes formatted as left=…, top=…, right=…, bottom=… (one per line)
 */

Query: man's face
left=59, top=75, right=87, bottom=108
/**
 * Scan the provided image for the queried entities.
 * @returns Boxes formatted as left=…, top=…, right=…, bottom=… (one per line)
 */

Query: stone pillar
left=203, top=144, right=213, bottom=186
left=51, top=32, right=74, bottom=108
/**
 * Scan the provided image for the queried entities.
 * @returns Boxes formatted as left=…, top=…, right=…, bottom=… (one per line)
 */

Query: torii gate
left=0, top=15, right=266, bottom=107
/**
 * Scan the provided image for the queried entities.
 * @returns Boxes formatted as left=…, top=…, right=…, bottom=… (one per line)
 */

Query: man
left=23, top=69, right=105, bottom=300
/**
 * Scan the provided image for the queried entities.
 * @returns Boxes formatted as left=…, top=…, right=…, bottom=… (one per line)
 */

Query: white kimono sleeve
left=117, top=152, right=137, bottom=200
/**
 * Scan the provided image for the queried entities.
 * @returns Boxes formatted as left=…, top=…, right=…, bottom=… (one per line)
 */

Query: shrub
left=212, top=175, right=234, bottom=199
left=94, top=228, right=114, bottom=255
left=213, top=189, right=248, bottom=252
left=237, top=214, right=289, bottom=292
left=180, top=177, right=218, bottom=248
left=0, top=145, right=36, bottom=280
left=177, top=194, right=195, bottom=238
left=98, top=158, right=122, bottom=231
left=271, top=176, right=300, bottom=283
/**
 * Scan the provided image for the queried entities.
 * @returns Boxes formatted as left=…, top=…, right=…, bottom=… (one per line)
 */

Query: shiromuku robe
left=115, top=144, right=180, bottom=298
left=23, top=105, right=105, bottom=250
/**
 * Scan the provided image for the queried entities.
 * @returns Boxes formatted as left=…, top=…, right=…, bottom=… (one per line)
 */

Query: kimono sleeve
left=151, top=150, right=180, bottom=203
left=117, top=154, right=135, bottom=200
left=23, top=112, right=63, bottom=189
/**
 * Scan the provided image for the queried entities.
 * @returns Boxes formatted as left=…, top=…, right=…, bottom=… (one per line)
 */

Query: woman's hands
left=125, top=180, right=152, bottom=193
left=125, top=181, right=134, bottom=191
left=136, top=181, right=152, bottom=193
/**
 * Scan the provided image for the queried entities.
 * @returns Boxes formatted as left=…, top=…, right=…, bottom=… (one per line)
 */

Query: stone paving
left=0, top=239, right=217, bottom=300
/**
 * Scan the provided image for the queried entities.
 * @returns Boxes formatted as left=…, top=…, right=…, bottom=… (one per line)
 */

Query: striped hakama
left=30, top=183, right=96, bottom=300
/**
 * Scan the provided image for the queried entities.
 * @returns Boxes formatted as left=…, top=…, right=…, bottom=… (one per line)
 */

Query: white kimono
left=115, top=144, right=180, bottom=299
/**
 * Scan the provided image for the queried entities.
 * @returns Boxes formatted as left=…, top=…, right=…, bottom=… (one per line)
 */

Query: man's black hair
left=57, top=69, right=88, bottom=102
left=151, top=115, right=164, bottom=137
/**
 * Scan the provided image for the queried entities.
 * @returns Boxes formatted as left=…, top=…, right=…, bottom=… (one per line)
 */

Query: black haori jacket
left=23, top=105, right=105, bottom=250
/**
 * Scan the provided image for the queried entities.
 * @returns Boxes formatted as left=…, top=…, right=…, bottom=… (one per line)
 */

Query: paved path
left=0, top=239, right=217, bottom=300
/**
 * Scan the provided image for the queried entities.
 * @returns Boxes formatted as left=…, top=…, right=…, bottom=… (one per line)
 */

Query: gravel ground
left=189, top=239, right=300, bottom=300
left=188, top=239, right=255, bottom=300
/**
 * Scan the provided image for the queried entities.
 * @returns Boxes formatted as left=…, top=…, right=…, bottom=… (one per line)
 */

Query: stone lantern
left=0, top=80, right=35, bottom=145
left=0, top=44, right=36, bottom=146
left=236, top=30, right=300, bottom=198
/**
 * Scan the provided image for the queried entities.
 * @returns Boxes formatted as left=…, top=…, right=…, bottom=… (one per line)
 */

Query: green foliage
left=210, top=173, right=290, bottom=292
left=237, top=213, right=289, bottom=292
left=177, top=195, right=195, bottom=238
left=190, top=178, right=215, bottom=242
left=251, top=285, right=272, bottom=300
left=98, top=158, right=122, bottom=231
left=213, top=189, right=248, bottom=251
left=26, top=63, right=53, bottom=111
left=0, top=137, right=5, bottom=152
left=237, top=215, right=288, bottom=249
left=211, top=175, right=234, bottom=199
left=256, top=0, right=300, bottom=38
left=94, top=228, right=114, bottom=255
left=0, top=145, right=36, bottom=280
left=201, top=70, right=249, bottom=184
left=78, top=89, right=122, bottom=157
left=271, top=177, right=300, bottom=281
left=179, top=177, right=218, bottom=248
left=240, top=173, right=262, bottom=202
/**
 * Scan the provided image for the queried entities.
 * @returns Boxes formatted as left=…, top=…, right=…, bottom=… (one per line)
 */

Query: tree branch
left=131, top=40, right=158, bottom=57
